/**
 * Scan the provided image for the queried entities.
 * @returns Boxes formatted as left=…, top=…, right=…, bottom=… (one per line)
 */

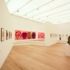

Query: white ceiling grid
left=5, top=0, right=70, bottom=24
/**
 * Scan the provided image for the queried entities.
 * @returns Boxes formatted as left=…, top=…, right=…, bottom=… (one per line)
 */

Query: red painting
left=38, top=32, right=45, bottom=40
left=32, top=32, right=36, bottom=39
left=15, top=30, right=21, bottom=40
left=27, top=32, right=32, bottom=39
left=21, top=32, right=28, bottom=39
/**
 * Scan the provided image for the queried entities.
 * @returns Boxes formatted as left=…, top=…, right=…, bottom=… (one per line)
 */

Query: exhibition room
left=0, top=0, right=70, bottom=70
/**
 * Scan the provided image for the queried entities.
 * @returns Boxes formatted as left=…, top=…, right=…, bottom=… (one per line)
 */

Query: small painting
left=27, top=32, right=32, bottom=39
left=0, top=28, right=1, bottom=41
left=32, top=32, right=36, bottom=39
left=38, top=32, right=45, bottom=40
left=6, top=30, right=8, bottom=40
left=0, top=28, right=4, bottom=42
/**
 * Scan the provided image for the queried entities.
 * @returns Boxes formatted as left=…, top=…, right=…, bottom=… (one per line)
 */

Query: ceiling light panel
left=4, top=0, right=70, bottom=24
left=32, top=6, right=70, bottom=20
left=17, top=0, right=51, bottom=15
left=26, top=0, right=70, bottom=17
left=6, top=0, right=31, bottom=13
left=47, top=14, right=70, bottom=24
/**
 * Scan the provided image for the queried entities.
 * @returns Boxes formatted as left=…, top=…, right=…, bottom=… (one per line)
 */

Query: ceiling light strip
left=35, top=8, right=70, bottom=19
left=37, top=0, right=54, bottom=9
left=34, top=10, right=70, bottom=22
left=24, top=0, right=54, bottom=15
left=32, top=1, right=70, bottom=17
left=14, top=0, right=32, bottom=13
left=46, top=8, right=70, bottom=17
left=49, top=11, right=70, bottom=17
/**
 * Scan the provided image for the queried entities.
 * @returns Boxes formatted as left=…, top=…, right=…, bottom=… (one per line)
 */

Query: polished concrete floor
left=1, top=43, right=70, bottom=70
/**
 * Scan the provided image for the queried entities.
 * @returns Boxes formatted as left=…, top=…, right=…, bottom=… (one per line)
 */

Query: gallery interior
left=0, top=0, right=70, bottom=70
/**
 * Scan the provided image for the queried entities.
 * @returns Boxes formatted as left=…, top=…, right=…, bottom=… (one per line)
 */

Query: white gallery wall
left=0, top=0, right=14, bottom=68
left=53, top=23, right=70, bottom=42
left=12, top=15, right=58, bottom=46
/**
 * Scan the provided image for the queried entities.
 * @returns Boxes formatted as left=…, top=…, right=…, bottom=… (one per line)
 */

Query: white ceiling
left=4, top=0, right=70, bottom=24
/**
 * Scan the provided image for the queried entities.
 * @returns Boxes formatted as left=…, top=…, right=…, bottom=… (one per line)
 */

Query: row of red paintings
left=15, top=30, right=45, bottom=40
left=0, top=28, right=12, bottom=42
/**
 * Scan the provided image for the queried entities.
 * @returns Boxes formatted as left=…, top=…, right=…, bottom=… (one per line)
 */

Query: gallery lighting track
left=34, top=8, right=70, bottom=19
left=4, top=0, right=70, bottom=24
left=15, top=0, right=32, bottom=13
left=47, top=9, right=70, bottom=17
left=22, top=0, right=54, bottom=15
left=29, top=2, right=70, bottom=17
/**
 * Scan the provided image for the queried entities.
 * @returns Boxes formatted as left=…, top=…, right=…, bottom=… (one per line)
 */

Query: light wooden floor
left=1, top=43, right=70, bottom=70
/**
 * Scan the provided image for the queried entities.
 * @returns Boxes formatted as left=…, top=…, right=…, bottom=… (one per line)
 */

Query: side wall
left=0, top=0, right=14, bottom=68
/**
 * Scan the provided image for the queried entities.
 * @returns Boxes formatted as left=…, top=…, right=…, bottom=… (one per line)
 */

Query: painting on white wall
left=0, top=28, right=4, bottom=42
left=0, top=28, right=12, bottom=42
left=0, top=28, right=1, bottom=42
left=6, top=30, right=8, bottom=40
